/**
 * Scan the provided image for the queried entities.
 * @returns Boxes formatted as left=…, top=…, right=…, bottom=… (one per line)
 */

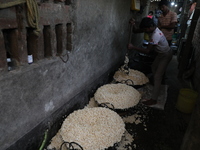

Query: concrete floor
left=46, top=54, right=192, bottom=150
left=124, top=55, right=192, bottom=150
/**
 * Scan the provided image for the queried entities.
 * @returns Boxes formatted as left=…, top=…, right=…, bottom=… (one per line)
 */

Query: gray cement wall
left=0, top=0, right=147, bottom=149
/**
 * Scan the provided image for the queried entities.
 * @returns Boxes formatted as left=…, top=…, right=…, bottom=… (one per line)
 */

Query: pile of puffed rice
left=48, top=107, right=125, bottom=150
left=113, top=69, right=149, bottom=85
left=94, top=83, right=141, bottom=109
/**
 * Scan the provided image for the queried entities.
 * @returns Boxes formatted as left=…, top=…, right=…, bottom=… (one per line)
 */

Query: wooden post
left=178, top=1, right=200, bottom=78
left=66, top=23, right=72, bottom=51
left=37, top=25, right=45, bottom=60
left=55, top=24, right=63, bottom=55
left=43, top=25, right=52, bottom=57
left=177, top=0, right=190, bottom=47
left=0, top=30, right=7, bottom=70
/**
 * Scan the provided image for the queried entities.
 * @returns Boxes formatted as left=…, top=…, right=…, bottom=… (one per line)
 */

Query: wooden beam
left=0, top=30, right=7, bottom=70
left=178, top=1, right=200, bottom=78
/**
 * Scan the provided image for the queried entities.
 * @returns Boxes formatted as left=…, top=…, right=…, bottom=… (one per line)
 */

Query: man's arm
left=132, top=24, right=144, bottom=33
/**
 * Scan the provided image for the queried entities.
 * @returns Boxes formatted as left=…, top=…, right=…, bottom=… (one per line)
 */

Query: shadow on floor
left=125, top=55, right=191, bottom=150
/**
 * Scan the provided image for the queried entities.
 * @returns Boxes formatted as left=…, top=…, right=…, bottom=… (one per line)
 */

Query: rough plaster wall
left=0, top=0, right=145, bottom=149
left=71, top=0, right=130, bottom=80
left=124, top=0, right=150, bottom=59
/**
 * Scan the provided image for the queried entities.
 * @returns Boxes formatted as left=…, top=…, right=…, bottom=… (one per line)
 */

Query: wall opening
left=55, top=24, right=63, bottom=55
left=43, top=25, right=52, bottom=58
left=41, top=0, right=49, bottom=2
left=65, top=0, right=71, bottom=5
left=27, top=28, right=38, bottom=64
left=2, top=29, right=20, bottom=71
left=0, top=31, right=7, bottom=70
left=66, top=23, right=72, bottom=51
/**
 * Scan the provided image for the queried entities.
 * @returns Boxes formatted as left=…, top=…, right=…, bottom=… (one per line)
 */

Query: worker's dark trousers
left=151, top=49, right=173, bottom=100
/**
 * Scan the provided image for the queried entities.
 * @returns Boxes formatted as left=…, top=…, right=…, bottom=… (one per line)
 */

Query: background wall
left=181, top=15, right=200, bottom=150
left=0, top=0, right=148, bottom=149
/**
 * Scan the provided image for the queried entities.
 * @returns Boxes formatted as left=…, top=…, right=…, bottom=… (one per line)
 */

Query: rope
left=59, top=52, right=69, bottom=63
left=26, top=0, right=40, bottom=36
left=0, top=0, right=40, bottom=36
left=0, top=0, right=26, bottom=9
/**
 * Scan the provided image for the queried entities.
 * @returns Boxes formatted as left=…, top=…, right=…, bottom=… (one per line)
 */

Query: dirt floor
left=122, top=55, right=192, bottom=150
left=47, top=55, right=192, bottom=150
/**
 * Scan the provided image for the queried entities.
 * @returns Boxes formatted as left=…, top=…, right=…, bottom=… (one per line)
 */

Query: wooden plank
left=0, top=30, right=7, bottom=70
left=178, top=1, right=200, bottom=78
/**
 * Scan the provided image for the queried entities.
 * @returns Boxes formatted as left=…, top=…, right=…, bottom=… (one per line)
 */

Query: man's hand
left=129, top=18, right=144, bottom=33
left=127, top=43, right=136, bottom=50
left=129, top=18, right=136, bottom=25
